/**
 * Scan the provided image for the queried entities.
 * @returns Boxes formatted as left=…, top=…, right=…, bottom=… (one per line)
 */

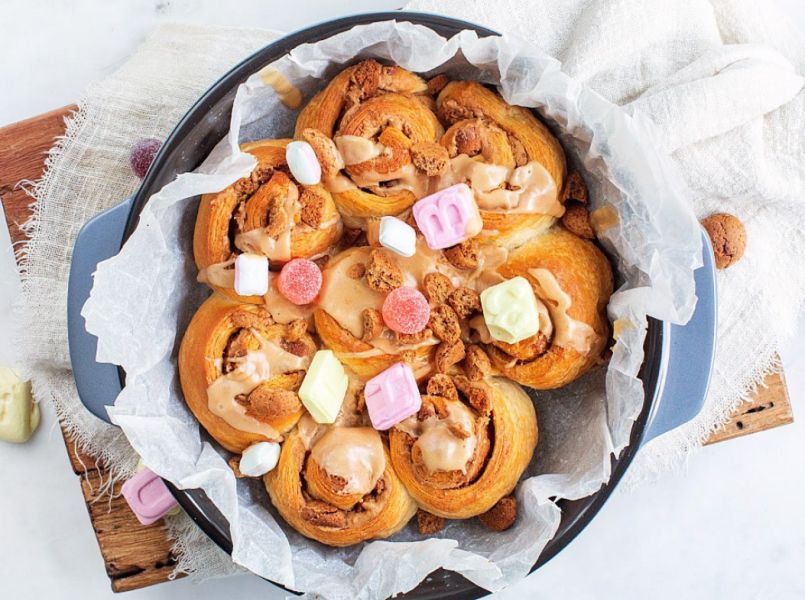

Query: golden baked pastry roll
left=295, top=59, right=444, bottom=225
left=265, top=418, right=417, bottom=546
left=435, top=81, right=568, bottom=248
left=194, top=139, right=342, bottom=303
left=480, top=226, right=613, bottom=389
left=389, top=373, right=537, bottom=519
left=178, top=294, right=316, bottom=453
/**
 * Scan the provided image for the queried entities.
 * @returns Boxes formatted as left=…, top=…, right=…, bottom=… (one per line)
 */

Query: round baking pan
left=66, top=11, right=717, bottom=599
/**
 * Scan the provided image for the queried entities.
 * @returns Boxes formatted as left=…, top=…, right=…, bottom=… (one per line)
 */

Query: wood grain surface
left=0, top=105, right=793, bottom=592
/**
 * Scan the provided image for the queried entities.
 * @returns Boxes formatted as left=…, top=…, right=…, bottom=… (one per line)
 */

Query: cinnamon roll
left=178, top=294, right=316, bottom=453
left=194, top=139, right=342, bottom=303
left=265, top=417, right=417, bottom=546
left=389, top=373, right=537, bottom=519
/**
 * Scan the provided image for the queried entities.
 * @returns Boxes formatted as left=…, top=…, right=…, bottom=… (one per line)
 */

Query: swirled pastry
left=179, top=60, right=616, bottom=547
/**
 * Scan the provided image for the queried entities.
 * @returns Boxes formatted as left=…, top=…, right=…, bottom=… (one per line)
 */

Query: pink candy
left=382, top=286, right=430, bottom=334
left=412, top=183, right=483, bottom=250
left=364, top=363, right=422, bottom=430
left=277, top=258, right=322, bottom=305
left=120, top=467, right=178, bottom=526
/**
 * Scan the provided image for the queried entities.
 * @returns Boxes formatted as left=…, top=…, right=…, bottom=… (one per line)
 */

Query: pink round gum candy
left=277, top=258, right=322, bottom=305
left=382, top=287, right=430, bottom=334
left=130, top=138, right=162, bottom=179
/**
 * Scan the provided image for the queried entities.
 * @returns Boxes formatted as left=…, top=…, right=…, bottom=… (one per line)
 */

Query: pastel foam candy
left=238, top=441, right=281, bottom=477
left=286, top=140, right=322, bottom=185
left=135, top=459, right=180, bottom=516
left=299, top=350, right=349, bottom=424
left=412, top=183, right=483, bottom=250
left=234, top=253, right=269, bottom=296
left=0, top=367, right=39, bottom=443
left=480, top=276, right=541, bottom=344
left=277, top=258, right=322, bottom=305
left=378, top=216, right=417, bottom=257
left=381, top=287, right=430, bottom=334
left=364, top=363, right=422, bottom=430
left=121, top=467, right=178, bottom=525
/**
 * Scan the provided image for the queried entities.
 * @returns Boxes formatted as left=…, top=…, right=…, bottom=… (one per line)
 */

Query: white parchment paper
left=83, top=21, right=701, bottom=598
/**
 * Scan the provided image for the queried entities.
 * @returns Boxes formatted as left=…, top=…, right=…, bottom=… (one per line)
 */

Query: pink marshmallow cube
left=364, top=363, right=422, bottom=431
left=121, top=467, right=178, bottom=525
left=412, top=183, right=482, bottom=250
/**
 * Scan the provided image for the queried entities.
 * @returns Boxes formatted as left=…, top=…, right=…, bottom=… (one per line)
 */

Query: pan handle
left=66, top=197, right=133, bottom=424
left=641, top=230, right=717, bottom=445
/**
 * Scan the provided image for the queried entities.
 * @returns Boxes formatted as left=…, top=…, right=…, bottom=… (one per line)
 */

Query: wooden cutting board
left=0, top=105, right=793, bottom=592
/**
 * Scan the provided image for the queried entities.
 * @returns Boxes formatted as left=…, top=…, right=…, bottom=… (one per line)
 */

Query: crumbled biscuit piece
left=508, top=133, right=528, bottom=166
left=313, top=254, right=330, bottom=269
left=464, top=345, right=492, bottom=381
left=435, top=340, right=465, bottom=373
left=448, top=421, right=471, bottom=439
left=416, top=401, right=436, bottom=421
left=347, top=262, right=366, bottom=279
left=429, top=304, right=461, bottom=343
left=365, top=249, right=403, bottom=292
left=562, top=202, right=595, bottom=240
left=417, top=509, right=445, bottom=534
left=452, top=375, right=492, bottom=415
left=447, top=286, right=480, bottom=319
left=561, top=171, right=588, bottom=205
left=372, top=476, right=386, bottom=497
left=351, top=59, right=382, bottom=99
left=299, top=188, right=326, bottom=228
left=265, top=194, right=290, bottom=239
left=444, top=239, right=479, bottom=270
left=396, top=328, right=432, bottom=345
left=701, top=212, right=746, bottom=269
left=478, top=496, right=517, bottom=531
left=361, top=308, right=384, bottom=342
left=302, top=128, right=344, bottom=178
left=355, top=388, right=367, bottom=413
left=452, top=122, right=482, bottom=157
left=423, top=272, right=453, bottom=304
left=229, top=309, right=273, bottom=330
left=285, top=319, right=308, bottom=342
left=398, top=349, right=418, bottom=367
left=426, top=373, right=459, bottom=403
left=228, top=455, right=246, bottom=478
left=427, top=74, right=450, bottom=96
left=301, top=500, right=347, bottom=528
left=245, top=385, right=302, bottom=421
left=281, top=338, right=312, bottom=357
left=438, top=98, right=477, bottom=125
left=411, top=142, right=449, bottom=176
left=492, top=331, right=550, bottom=361
left=422, top=394, right=449, bottom=419
left=234, top=164, right=273, bottom=198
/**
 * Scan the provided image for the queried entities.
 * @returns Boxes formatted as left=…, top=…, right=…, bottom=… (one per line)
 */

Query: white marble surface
left=1, top=1, right=803, bottom=599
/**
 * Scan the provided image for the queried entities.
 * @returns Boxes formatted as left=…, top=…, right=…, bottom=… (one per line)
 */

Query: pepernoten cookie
left=701, top=213, right=746, bottom=269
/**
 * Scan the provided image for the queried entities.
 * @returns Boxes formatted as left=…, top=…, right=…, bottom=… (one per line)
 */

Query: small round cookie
left=701, top=213, right=746, bottom=269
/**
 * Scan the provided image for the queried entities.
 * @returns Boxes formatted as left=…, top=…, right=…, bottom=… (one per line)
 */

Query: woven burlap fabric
left=15, top=0, right=805, bottom=584
left=17, top=23, right=280, bottom=578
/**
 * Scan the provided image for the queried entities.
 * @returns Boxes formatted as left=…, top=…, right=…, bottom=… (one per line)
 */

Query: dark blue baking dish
left=66, top=11, right=717, bottom=599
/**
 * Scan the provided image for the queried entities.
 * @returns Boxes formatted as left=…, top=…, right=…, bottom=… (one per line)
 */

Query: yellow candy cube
left=299, top=350, right=348, bottom=424
left=0, top=367, right=40, bottom=443
left=480, top=276, right=540, bottom=344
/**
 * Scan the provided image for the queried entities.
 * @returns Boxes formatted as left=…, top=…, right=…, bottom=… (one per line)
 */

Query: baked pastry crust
left=194, top=139, right=342, bottom=303
left=179, top=59, right=616, bottom=547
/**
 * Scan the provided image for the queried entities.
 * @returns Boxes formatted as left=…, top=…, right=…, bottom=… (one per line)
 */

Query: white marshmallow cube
left=286, top=141, right=322, bottom=185
left=238, top=441, right=281, bottom=477
left=379, top=216, right=417, bottom=257
left=234, top=254, right=269, bottom=296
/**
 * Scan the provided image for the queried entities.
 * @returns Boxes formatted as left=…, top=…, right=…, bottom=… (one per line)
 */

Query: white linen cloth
left=13, top=0, right=804, bottom=587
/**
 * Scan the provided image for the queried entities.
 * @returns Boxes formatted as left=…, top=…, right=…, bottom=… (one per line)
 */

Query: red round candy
left=277, top=258, right=322, bottom=305
left=129, top=138, right=162, bottom=179
left=382, top=287, right=430, bottom=334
